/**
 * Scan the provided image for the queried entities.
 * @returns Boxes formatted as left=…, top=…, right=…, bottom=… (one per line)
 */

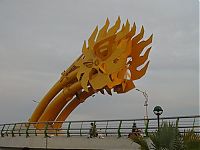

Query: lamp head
left=153, top=106, right=163, bottom=115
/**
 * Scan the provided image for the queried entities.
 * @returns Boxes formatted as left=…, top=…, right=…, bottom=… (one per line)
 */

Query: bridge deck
left=0, top=115, right=199, bottom=149
left=0, top=135, right=140, bottom=150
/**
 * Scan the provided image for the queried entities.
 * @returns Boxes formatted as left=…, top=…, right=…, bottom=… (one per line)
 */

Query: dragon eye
left=95, top=46, right=110, bottom=60
left=99, top=47, right=108, bottom=57
left=94, top=35, right=116, bottom=60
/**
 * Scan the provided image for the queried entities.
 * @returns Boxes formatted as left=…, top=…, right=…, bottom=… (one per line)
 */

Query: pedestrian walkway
left=0, top=135, right=140, bottom=150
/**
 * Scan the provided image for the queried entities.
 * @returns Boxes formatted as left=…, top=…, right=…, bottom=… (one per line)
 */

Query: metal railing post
left=5, top=125, right=10, bottom=136
left=145, top=119, right=149, bottom=137
left=34, top=123, right=37, bottom=136
left=11, top=124, right=16, bottom=137
left=80, top=122, right=83, bottom=136
left=26, top=123, right=30, bottom=138
left=192, top=117, right=196, bottom=130
left=1, top=124, right=5, bottom=137
left=44, top=123, right=49, bottom=138
left=118, top=120, right=122, bottom=138
left=67, top=122, right=71, bottom=137
left=18, top=123, right=22, bottom=136
left=55, top=128, right=58, bottom=136
left=92, top=121, right=96, bottom=137
left=176, top=117, right=179, bottom=127
left=105, top=121, right=108, bottom=136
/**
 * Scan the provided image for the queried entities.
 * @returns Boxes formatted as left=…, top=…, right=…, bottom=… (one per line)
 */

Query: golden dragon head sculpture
left=29, top=17, right=153, bottom=129
left=75, top=17, right=152, bottom=94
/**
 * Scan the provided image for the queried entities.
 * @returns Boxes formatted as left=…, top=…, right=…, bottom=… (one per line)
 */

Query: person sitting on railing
left=128, top=123, right=141, bottom=138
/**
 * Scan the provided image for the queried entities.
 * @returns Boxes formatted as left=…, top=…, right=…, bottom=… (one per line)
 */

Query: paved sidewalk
left=0, top=135, right=140, bottom=149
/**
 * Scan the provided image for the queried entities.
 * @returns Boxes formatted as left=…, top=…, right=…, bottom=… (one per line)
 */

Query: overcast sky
left=0, top=0, right=199, bottom=123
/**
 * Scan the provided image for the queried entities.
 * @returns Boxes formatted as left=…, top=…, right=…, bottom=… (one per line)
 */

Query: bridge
left=0, top=115, right=199, bottom=149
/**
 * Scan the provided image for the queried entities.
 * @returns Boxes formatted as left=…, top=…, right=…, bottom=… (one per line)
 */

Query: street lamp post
left=136, top=89, right=149, bottom=136
left=153, top=106, right=163, bottom=131
left=136, top=89, right=149, bottom=120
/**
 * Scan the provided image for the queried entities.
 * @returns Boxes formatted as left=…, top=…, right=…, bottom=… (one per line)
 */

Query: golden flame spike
left=132, top=25, right=144, bottom=44
left=82, top=40, right=87, bottom=51
left=116, top=24, right=125, bottom=41
left=121, top=23, right=125, bottom=32
left=82, top=40, right=87, bottom=56
left=124, top=19, right=130, bottom=33
left=139, top=34, right=153, bottom=47
left=130, top=61, right=150, bottom=80
left=130, top=47, right=151, bottom=68
left=88, top=26, right=98, bottom=49
left=134, top=47, right=152, bottom=67
left=141, top=34, right=153, bottom=48
left=107, top=17, right=121, bottom=36
left=96, top=18, right=110, bottom=42
left=126, top=22, right=136, bottom=39
left=116, top=20, right=131, bottom=41
left=131, top=34, right=153, bottom=57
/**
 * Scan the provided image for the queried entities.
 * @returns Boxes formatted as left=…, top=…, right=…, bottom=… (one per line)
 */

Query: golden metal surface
left=29, top=17, right=153, bottom=129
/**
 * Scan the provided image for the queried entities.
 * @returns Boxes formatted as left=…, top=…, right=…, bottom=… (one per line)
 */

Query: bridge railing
left=0, top=115, right=199, bottom=138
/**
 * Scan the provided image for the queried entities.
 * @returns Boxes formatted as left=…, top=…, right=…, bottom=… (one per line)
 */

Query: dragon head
left=75, top=17, right=153, bottom=94
left=28, top=17, right=153, bottom=128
